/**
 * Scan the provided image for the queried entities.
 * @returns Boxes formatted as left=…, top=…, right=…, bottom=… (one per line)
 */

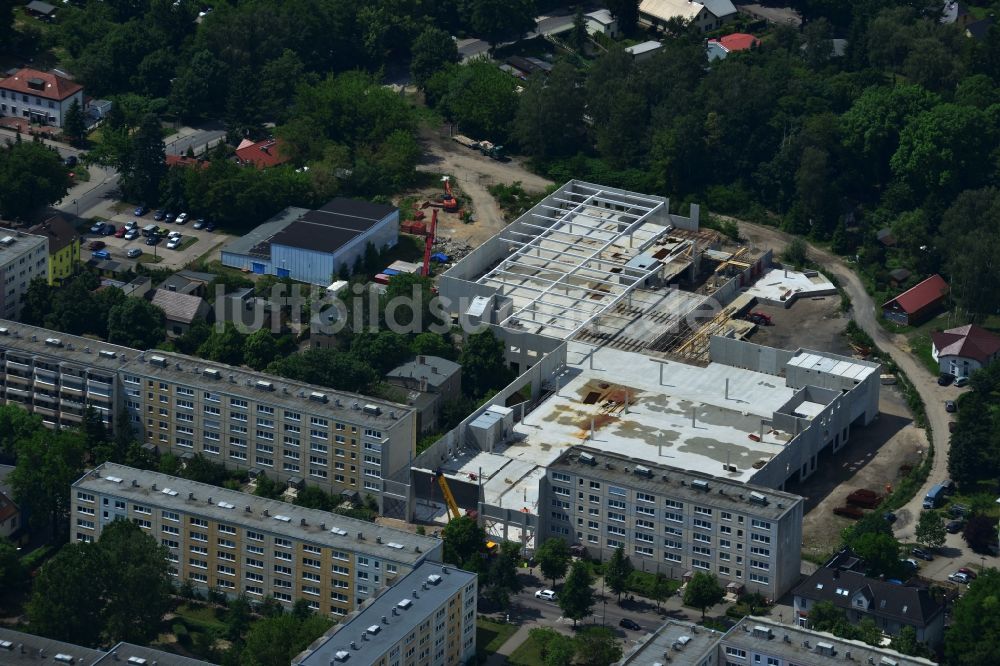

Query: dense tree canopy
left=945, top=569, right=1000, bottom=666
left=0, top=140, right=71, bottom=220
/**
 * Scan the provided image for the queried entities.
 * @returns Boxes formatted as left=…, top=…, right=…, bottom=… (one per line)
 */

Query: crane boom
left=422, top=209, right=438, bottom=277
left=436, top=471, right=462, bottom=521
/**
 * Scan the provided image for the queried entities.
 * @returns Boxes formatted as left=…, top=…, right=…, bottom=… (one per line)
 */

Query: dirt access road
left=736, top=221, right=954, bottom=542
left=417, top=125, right=553, bottom=245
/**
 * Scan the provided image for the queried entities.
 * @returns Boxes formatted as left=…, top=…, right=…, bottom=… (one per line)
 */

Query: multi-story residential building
left=71, top=463, right=443, bottom=616
left=122, top=350, right=415, bottom=506
left=293, top=561, right=477, bottom=666
left=0, top=320, right=416, bottom=507
left=0, top=323, right=132, bottom=430
left=617, top=616, right=939, bottom=666
left=0, top=627, right=214, bottom=665
left=540, top=447, right=804, bottom=600
left=27, top=214, right=80, bottom=286
left=0, top=68, right=84, bottom=127
left=0, top=232, right=48, bottom=319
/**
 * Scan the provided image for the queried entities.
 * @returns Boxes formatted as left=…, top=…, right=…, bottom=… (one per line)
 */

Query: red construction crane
left=441, top=176, right=458, bottom=213
left=422, top=208, right=438, bottom=277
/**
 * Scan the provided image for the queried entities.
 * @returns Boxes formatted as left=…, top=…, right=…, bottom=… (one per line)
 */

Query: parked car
left=164, top=212, right=175, bottom=223
left=535, top=590, right=557, bottom=601
left=145, top=236, right=161, bottom=246
left=903, top=558, right=920, bottom=571
left=883, top=511, right=897, bottom=524
left=87, top=241, right=106, bottom=250
left=912, top=548, right=934, bottom=561
left=124, top=220, right=138, bottom=230
left=938, top=373, right=955, bottom=386
left=124, top=230, right=139, bottom=240
left=949, top=421, right=956, bottom=433
left=954, top=376, right=970, bottom=387
left=193, top=218, right=206, bottom=229
left=945, top=400, right=957, bottom=413
left=101, top=223, right=116, bottom=236
left=166, top=237, right=182, bottom=250
left=176, top=212, right=188, bottom=225
left=619, top=618, right=641, bottom=631
left=133, top=205, right=148, bottom=217
left=126, top=248, right=142, bottom=259
left=950, top=504, right=970, bottom=518
left=89, top=221, right=104, bottom=234
left=946, top=519, right=964, bottom=533
left=958, top=567, right=977, bottom=579
left=204, top=222, right=216, bottom=232
left=942, top=479, right=956, bottom=494
left=949, top=572, right=970, bottom=584
left=91, top=250, right=110, bottom=260
left=153, top=210, right=166, bottom=221
left=114, top=227, right=127, bottom=238
left=64, top=155, right=78, bottom=167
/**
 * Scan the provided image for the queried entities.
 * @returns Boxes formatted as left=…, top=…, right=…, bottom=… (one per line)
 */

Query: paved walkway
left=485, top=624, right=534, bottom=665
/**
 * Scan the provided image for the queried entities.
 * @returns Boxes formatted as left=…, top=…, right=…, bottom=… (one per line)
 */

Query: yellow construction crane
left=436, top=471, right=463, bottom=521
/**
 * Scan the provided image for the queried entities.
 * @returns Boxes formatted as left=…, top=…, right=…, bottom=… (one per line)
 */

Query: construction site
left=385, top=181, right=881, bottom=555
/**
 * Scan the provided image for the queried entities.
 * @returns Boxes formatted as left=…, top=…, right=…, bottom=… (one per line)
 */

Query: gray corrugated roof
left=386, top=356, right=461, bottom=388
left=293, top=562, right=476, bottom=665
left=151, top=289, right=208, bottom=324
left=220, top=206, right=306, bottom=258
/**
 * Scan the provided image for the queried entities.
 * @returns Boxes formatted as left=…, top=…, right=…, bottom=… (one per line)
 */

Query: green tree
left=892, top=625, right=933, bottom=658
left=514, top=62, right=585, bottom=158
left=559, top=560, right=595, bottom=626
left=120, top=113, right=167, bottom=205
left=410, top=26, right=460, bottom=89
left=963, top=516, right=997, bottom=555
left=650, top=572, right=672, bottom=610
left=82, top=406, right=108, bottom=455
left=294, top=485, right=333, bottom=511
left=0, top=141, right=72, bottom=220
left=243, top=329, right=280, bottom=370
left=604, top=546, right=632, bottom=604
left=468, top=0, right=536, bottom=53
left=98, top=520, right=172, bottom=644
left=683, top=572, right=724, bottom=619
left=198, top=322, right=247, bottom=366
left=460, top=329, right=512, bottom=397
left=0, top=404, right=42, bottom=457
left=605, top=0, right=639, bottom=34
left=570, top=6, right=588, bottom=52
left=429, top=60, right=519, bottom=140
left=441, top=515, right=487, bottom=570
left=63, top=99, right=87, bottom=145
left=0, top=536, right=25, bottom=590
left=107, top=298, right=166, bottom=348
left=574, top=626, right=623, bottom=666
left=240, top=612, right=333, bottom=666
left=254, top=472, right=284, bottom=500
left=10, top=429, right=87, bottom=539
left=170, top=50, right=229, bottom=120
left=411, top=332, right=455, bottom=360
left=349, top=330, right=412, bottom=374
left=536, top=537, right=571, bottom=589
left=268, top=349, right=377, bottom=394
left=852, top=532, right=904, bottom=579
left=27, top=542, right=106, bottom=646
left=805, top=600, right=845, bottom=632
left=484, top=540, right=522, bottom=608
left=782, top=237, right=809, bottom=268
left=529, top=627, right=575, bottom=666
left=225, top=594, right=254, bottom=641
left=945, top=568, right=1000, bottom=666
left=915, top=511, right=946, bottom=549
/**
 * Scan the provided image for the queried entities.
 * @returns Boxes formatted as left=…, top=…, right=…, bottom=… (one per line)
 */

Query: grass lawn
left=507, top=630, right=545, bottom=666
left=476, top=618, right=518, bottom=663
left=137, top=253, right=163, bottom=264
left=173, top=602, right=227, bottom=634
left=70, top=167, right=91, bottom=183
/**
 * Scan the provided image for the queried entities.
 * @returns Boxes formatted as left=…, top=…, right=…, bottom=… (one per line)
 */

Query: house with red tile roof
left=0, top=68, right=84, bottom=128
left=881, top=274, right=949, bottom=326
left=235, top=138, right=290, bottom=169
left=931, top=324, right=1000, bottom=377
left=166, top=154, right=209, bottom=170
left=707, top=33, right=761, bottom=60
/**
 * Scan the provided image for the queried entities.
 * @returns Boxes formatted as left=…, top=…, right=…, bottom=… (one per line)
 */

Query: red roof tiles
left=0, top=68, right=82, bottom=101
left=714, top=33, right=760, bottom=52
left=882, top=274, right=949, bottom=314
left=931, top=324, right=1000, bottom=364
left=235, top=138, right=290, bottom=170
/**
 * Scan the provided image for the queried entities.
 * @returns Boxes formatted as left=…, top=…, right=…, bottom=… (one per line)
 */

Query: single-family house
left=931, top=324, right=1000, bottom=377
left=793, top=567, right=945, bottom=647
left=386, top=355, right=462, bottom=433
left=585, top=9, right=620, bottom=38
left=707, top=32, right=760, bottom=60
left=24, top=0, right=57, bottom=20
left=27, top=214, right=80, bottom=285
left=882, top=274, right=949, bottom=326
left=0, top=67, right=84, bottom=127
left=0, top=464, right=22, bottom=541
left=640, top=0, right=738, bottom=33
left=151, top=288, right=211, bottom=337
left=159, top=269, right=217, bottom=298
left=235, top=138, right=290, bottom=170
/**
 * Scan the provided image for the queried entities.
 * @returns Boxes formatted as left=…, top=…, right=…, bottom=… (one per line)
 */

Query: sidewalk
left=485, top=624, right=533, bottom=665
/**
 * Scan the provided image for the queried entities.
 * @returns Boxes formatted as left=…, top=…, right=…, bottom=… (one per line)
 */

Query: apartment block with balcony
left=122, top=350, right=416, bottom=509
left=293, top=561, right=478, bottom=666
left=71, top=463, right=443, bottom=616
left=540, top=447, right=804, bottom=601
left=0, top=232, right=48, bottom=320
left=0, top=324, right=134, bottom=430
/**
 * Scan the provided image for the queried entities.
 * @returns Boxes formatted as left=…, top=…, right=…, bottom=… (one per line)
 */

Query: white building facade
left=0, top=68, right=84, bottom=127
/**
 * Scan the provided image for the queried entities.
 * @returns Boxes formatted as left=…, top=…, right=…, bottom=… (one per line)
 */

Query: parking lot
left=83, top=209, right=231, bottom=270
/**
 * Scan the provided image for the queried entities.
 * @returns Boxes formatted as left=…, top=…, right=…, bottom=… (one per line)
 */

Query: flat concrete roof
left=293, top=562, right=476, bottom=666
left=503, top=344, right=796, bottom=483
left=0, top=320, right=138, bottom=372
left=618, top=619, right=722, bottom=665
left=77, top=463, right=439, bottom=563
left=787, top=351, right=877, bottom=381
left=221, top=206, right=305, bottom=258
left=744, top=266, right=836, bottom=303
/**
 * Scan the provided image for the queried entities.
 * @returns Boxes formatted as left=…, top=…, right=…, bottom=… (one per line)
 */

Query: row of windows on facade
left=549, top=490, right=773, bottom=529
left=0, top=89, right=61, bottom=106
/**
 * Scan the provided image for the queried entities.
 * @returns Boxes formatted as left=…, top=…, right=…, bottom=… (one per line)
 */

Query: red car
left=958, top=567, right=978, bottom=579
left=114, top=226, right=127, bottom=238
left=88, top=241, right=106, bottom=250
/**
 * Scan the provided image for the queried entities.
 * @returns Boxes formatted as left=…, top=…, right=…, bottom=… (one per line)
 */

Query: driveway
left=734, top=222, right=960, bottom=546
left=82, top=214, right=229, bottom=271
